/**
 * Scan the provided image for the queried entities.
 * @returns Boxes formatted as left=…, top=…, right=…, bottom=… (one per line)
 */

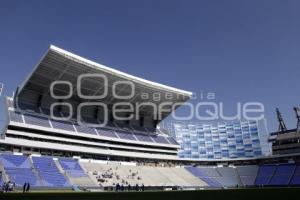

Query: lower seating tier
left=1, top=153, right=300, bottom=188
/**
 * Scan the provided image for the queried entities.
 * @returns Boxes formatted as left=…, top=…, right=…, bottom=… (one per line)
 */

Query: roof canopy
left=16, top=45, right=192, bottom=124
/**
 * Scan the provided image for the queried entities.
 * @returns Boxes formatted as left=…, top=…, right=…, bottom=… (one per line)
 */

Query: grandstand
left=1, top=153, right=300, bottom=190
left=0, top=45, right=192, bottom=162
left=0, top=45, right=299, bottom=193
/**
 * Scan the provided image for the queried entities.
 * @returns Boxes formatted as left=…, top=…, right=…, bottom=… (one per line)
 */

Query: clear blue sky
left=0, top=0, right=300, bottom=131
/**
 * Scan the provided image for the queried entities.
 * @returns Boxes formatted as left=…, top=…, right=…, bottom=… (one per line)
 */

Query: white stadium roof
left=20, top=45, right=193, bottom=97
left=16, top=45, right=193, bottom=122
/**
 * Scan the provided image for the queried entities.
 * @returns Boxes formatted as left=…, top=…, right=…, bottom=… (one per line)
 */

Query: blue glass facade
left=174, top=120, right=272, bottom=160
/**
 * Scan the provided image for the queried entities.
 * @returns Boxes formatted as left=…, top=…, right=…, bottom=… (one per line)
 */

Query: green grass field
left=0, top=188, right=299, bottom=200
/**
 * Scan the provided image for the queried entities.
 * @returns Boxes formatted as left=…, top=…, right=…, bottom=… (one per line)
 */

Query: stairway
left=54, top=159, right=72, bottom=185
left=234, top=167, right=243, bottom=186
left=28, top=156, right=44, bottom=186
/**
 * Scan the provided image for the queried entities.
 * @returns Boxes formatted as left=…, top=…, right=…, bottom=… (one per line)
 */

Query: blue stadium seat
left=96, top=128, right=118, bottom=138
left=185, top=166, right=222, bottom=187
left=115, top=130, right=136, bottom=140
left=134, top=132, right=154, bottom=142
left=23, top=113, right=51, bottom=127
left=51, top=119, right=75, bottom=131
left=269, top=164, right=295, bottom=186
left=0, top=154, right=38, bottom=186
left=59, top=158, right=87, bottom=178
left=32, top=156, right=70, bottom=187
left=166, top=137, right=179, bottom=145
left=151, top=135, right=169, bottom=144
left=255, top=165, right=276, bottom=186
left=290, top=164, right=300, bottom=185
left=74, top=123, right=97, bottom=135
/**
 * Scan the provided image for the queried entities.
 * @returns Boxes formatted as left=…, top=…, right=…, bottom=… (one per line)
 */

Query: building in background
left=269, top=107, right=300, bottom=155
left=270, top=128, right=300, bottom=155
left=173, top=120, right=272, bottom=160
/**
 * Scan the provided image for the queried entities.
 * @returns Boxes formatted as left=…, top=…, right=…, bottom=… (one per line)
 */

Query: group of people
left=22, top=182, right=30, bottom=193
left=0, top=181, right=30, bottom=193
left=115, top=183, right=145, bottom=192
left=1, top=181, right=15, bottom=192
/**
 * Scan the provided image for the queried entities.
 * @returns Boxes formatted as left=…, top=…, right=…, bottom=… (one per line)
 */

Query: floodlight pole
left=293, top=107, right=300, bottom=132
left=276, top=108, right=287, bottom=134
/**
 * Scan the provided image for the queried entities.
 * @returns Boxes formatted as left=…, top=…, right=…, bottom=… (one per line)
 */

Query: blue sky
left=0, top=0, right=300, bottom=131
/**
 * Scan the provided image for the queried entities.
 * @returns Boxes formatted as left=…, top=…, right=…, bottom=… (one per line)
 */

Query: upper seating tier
left=24, top=113, right=51, bottom=127
left=8, top=111, right=24, bottom=123
left=8, top=102, right=179, bottom=146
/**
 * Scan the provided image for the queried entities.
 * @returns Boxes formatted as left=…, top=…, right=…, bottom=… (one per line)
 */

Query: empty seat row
left=2, top=153, right=300, bottom=188
left=32, top=156, right=70, bottom=187
left=0, top=154, right=38, bottom=186
left=255, top=164, right=300, bottom=186
left=185, top=166, right=222, bottom=187
left=59, top=158, right=87, bottom=178
left=8, top=110, right=177, bottom=145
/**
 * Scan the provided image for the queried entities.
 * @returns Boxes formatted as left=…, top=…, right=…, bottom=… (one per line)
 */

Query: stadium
left=0, top=45, right=299, bottom=199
